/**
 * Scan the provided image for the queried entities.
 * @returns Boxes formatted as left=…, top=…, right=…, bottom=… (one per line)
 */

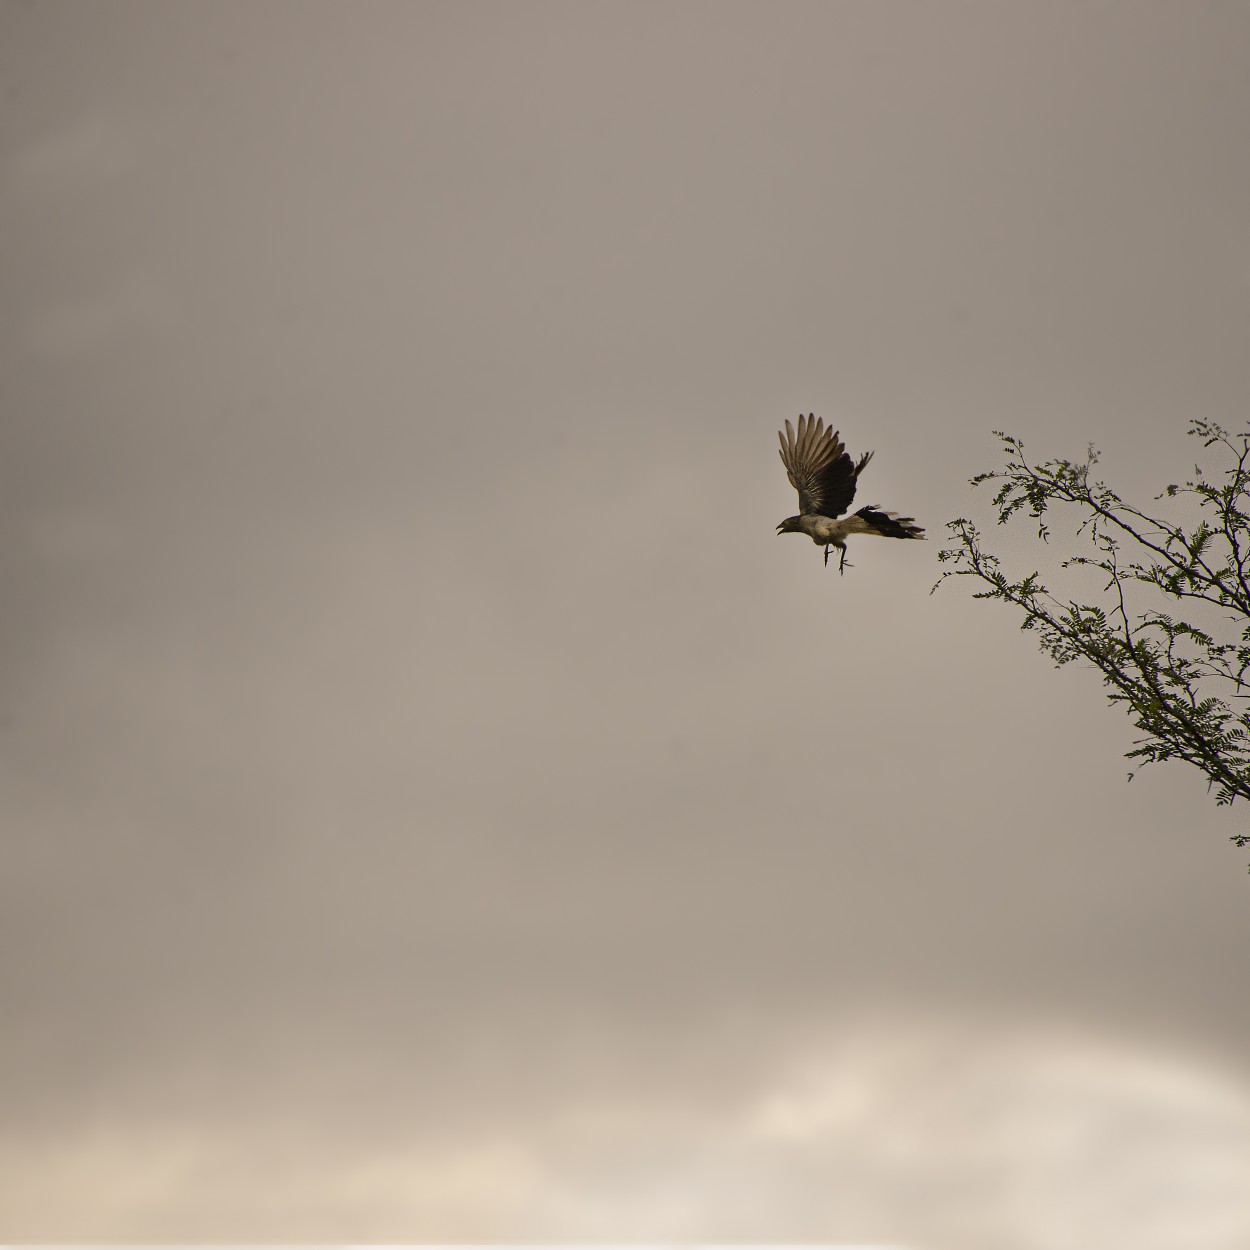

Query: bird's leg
left=823, top=544, right=832, bottom=567
left=838, top=547, right=851, bottom=575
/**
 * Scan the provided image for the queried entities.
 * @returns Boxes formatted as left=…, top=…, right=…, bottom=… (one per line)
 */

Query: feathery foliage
left=937, top=421, right=1250, bottom=866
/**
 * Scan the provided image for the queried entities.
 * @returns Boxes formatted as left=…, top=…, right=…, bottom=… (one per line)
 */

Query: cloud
left=732, top=1018, right=1250, bottom=1249
left=3, top=1013, right=1248, bottom=1246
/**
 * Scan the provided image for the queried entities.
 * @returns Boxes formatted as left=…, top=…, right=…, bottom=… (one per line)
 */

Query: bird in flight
left=776, top=413, right=924, bottom=573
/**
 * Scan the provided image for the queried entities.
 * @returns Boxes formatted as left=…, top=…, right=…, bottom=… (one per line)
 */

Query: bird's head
left=776, top=516, right=802, bottom=535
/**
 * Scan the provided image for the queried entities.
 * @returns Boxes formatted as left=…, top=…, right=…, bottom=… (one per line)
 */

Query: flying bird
left=776, top=413, right=924, bottom=573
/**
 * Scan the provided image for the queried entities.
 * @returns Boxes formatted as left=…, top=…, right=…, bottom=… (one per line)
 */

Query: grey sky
left=3, top=1, right=1250, bottom=1246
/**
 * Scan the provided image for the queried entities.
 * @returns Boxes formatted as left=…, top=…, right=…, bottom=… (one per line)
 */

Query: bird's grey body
left=776, top=414, right=924, bottom=572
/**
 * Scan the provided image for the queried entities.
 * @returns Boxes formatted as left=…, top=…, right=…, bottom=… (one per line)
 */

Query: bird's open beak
left=775, top=523, right=785, bottom=534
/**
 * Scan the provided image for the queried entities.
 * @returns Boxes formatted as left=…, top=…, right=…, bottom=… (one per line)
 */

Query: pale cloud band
left=3, top=1015, right=1248, bottom=1247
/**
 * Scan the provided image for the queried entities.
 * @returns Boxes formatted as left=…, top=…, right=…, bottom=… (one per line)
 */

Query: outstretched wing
left=778, top=413, right=873, bottom=518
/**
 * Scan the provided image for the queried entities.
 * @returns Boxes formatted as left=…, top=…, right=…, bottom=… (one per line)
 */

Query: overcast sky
left=3, top=2, right=1250, bottom=1247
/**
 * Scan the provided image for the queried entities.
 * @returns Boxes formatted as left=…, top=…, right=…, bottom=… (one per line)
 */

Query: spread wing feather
left=778, top=413, right=873, bottom=518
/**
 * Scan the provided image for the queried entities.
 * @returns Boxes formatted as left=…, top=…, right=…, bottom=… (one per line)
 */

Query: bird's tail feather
left=853, top=506, right=925, bottom=540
